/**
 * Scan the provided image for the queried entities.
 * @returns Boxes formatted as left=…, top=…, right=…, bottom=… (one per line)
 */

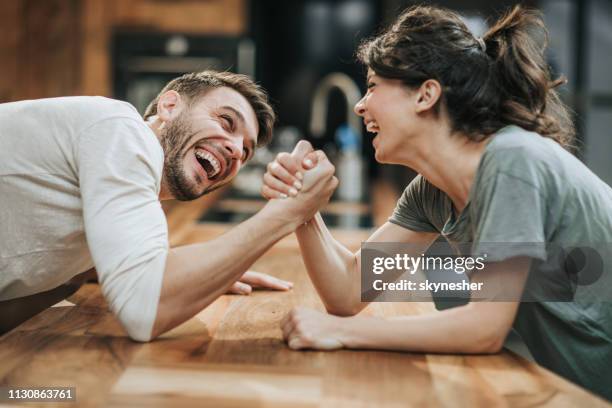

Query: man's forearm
left=296, top=213, right=362, bottom=315
left=151, top=202, right=298, bottom=337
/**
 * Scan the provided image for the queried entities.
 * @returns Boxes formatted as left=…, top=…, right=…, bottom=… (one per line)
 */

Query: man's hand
left=226, top=270, right=293, bottom=295
left=261, top=140, right=338, bottom=226
left=261, top=140, right=320, bottom=199
left=280, top=306, right=346, bottom=351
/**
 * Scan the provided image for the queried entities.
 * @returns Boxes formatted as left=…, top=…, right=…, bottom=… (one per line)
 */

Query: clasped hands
left=261, top=141, right=349, bottom=351
left=227, top=142, right=337, bottom=303
left=261, top=140, right=338, bottom=227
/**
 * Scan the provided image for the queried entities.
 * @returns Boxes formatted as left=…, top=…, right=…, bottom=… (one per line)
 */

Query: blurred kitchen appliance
left=113, top=32, right=255, bottom=114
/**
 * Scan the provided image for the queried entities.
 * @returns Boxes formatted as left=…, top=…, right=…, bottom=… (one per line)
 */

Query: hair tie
left=477, top=37, right=486, bottom=53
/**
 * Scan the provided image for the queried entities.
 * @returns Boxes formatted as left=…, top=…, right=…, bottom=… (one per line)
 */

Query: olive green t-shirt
left=389, top=125, right=612, bottom=400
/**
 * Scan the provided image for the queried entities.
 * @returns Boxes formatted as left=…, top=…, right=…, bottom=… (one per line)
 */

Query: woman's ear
left=156, top=90, right=184, bottom=122
left=414, top=79, right=442, bottom=114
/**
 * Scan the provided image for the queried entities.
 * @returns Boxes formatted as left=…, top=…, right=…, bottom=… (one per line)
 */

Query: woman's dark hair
left=357, top=5, right=575, bottom=149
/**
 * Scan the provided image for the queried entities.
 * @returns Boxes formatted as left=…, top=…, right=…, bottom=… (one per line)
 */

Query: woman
left=261, top=5, right=612, bottom=400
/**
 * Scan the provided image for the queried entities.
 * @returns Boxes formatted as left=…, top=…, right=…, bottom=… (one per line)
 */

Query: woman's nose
left=354, top=95, right=366, bottom=117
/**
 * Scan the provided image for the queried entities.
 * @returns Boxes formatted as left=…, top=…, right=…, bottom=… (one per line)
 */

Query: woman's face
left=354, top=69, right=422, bottom=165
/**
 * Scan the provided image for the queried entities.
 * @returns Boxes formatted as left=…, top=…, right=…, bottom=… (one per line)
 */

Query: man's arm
left=151, top=202, right=298, bottom=337
left=152, top=152, right=338, bottom=338
left=78, top=118, right=337, bottom=341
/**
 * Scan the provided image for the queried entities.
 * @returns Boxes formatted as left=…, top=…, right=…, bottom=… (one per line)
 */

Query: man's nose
left=354, top=95, right=366, bottom=116
left=220, top=138, right=242, bottom=161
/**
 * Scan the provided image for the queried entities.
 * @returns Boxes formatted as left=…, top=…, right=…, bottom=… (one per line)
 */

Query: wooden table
left=0, top=228, right=609, bottom=407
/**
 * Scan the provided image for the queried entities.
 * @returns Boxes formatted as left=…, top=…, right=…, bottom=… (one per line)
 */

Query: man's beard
left=159, top=115, right=213, bottom=201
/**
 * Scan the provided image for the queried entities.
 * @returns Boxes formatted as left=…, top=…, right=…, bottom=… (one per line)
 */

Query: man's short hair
left=143, top=71, right=275, bottom=147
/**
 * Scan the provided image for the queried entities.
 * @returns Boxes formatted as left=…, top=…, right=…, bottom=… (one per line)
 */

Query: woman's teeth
left=366, top=121, right=379, bottom=133
left=195, top=149, right=221, bottom=178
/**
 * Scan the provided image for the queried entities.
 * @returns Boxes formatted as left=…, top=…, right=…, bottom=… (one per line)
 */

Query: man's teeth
left=366, top=122, right=379, bottom=133
left=195, top=150, right=221, bottom=177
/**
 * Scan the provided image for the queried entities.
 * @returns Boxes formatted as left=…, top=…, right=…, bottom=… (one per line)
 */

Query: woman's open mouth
left=366, top=120, right=379, bottom=134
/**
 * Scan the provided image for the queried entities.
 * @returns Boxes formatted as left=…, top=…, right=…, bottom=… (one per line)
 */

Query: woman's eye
left=367, top=82, right=376, bottom=89
left=242, top=147, right=249, bottom=162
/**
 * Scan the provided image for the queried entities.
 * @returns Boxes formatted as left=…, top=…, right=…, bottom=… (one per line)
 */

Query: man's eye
left=221, top=114, right=234, bottom=130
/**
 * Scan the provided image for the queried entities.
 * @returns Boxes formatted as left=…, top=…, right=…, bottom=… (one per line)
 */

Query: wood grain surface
left=0, top=227, right=609, bottom=407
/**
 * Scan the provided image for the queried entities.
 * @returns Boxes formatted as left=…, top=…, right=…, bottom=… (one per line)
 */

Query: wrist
left=296, top=212, right=321, bottom=233
left=260, top=200, right=303, bottom=233
left=337, top=315, right=376, bottom=349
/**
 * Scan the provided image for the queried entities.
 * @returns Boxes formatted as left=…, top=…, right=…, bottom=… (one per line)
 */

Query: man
left=0, top=71, right=338, bottom=341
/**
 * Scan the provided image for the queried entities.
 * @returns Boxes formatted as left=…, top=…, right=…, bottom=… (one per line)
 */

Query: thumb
left=291, top=140, right=314, bottom=162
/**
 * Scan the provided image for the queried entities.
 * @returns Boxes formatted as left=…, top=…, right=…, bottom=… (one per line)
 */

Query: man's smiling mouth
left=195, top=148, right=222, bottom=179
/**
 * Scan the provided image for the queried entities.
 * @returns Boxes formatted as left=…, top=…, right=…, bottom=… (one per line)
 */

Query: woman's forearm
left=338, top=302, right=516, bottom=354
left=296, top=213, right=364, bottom=315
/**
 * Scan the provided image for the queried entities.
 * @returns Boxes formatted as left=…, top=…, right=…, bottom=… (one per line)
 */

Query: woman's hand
left=280, top=307, right=346, bottom=350
left=227, top=270, right=293, bottom=295
left=261, top=140, right=319, bottom=199
left=261, top=141, right=338, bottom=227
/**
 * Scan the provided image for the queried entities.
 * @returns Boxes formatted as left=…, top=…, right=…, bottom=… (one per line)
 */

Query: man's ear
left=156, top=90, right=184, bottom=122
left=414, top=79, right=442, bottom=114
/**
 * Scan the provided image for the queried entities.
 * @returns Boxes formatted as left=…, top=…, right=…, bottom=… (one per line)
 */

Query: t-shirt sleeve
left=471, top=171, right=548, bottom=262
left=388, top=174, right=442, bottom=233
left=77, top=117, right=168, bottom=342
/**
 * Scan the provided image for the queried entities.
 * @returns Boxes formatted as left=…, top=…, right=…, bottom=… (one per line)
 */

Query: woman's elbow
left=471, top=330, right=506, bottom=354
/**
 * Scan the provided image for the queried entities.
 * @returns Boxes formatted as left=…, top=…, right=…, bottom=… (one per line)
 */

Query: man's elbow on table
left=97, top=251, right=167, bottom=343
left=101, top=276, right=164, bottom=343
left=117, top=309, right=157, bottom=343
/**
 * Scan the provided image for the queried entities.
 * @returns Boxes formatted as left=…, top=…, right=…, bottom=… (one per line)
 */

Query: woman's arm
left=296, top=216, right=437, bottom=316
left=261, top=141, right=438, bottom=316
left=281, top=257, right=530, bottom=354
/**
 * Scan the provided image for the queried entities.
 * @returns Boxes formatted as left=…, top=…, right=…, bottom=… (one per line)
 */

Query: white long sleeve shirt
left=0, top=96, right=168, bottom=341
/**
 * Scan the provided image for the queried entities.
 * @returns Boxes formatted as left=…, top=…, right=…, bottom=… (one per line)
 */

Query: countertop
left=0, top=226, right=608, bottom=407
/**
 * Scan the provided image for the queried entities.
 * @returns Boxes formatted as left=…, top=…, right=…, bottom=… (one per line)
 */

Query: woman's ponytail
left=483, top=6, right=575, bottom=149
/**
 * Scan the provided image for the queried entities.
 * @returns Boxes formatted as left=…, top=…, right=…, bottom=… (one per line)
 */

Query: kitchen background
left=1, top=0, right=611, bottom=230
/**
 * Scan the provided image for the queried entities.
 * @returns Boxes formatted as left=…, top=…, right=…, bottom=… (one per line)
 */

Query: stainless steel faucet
left=309, top=72, right=363, bottom=144
left=308, top=73, right=366, bottom=229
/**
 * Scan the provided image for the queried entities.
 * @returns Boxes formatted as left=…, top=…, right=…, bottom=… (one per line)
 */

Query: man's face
left=159, top=87, right=259, bottom=201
